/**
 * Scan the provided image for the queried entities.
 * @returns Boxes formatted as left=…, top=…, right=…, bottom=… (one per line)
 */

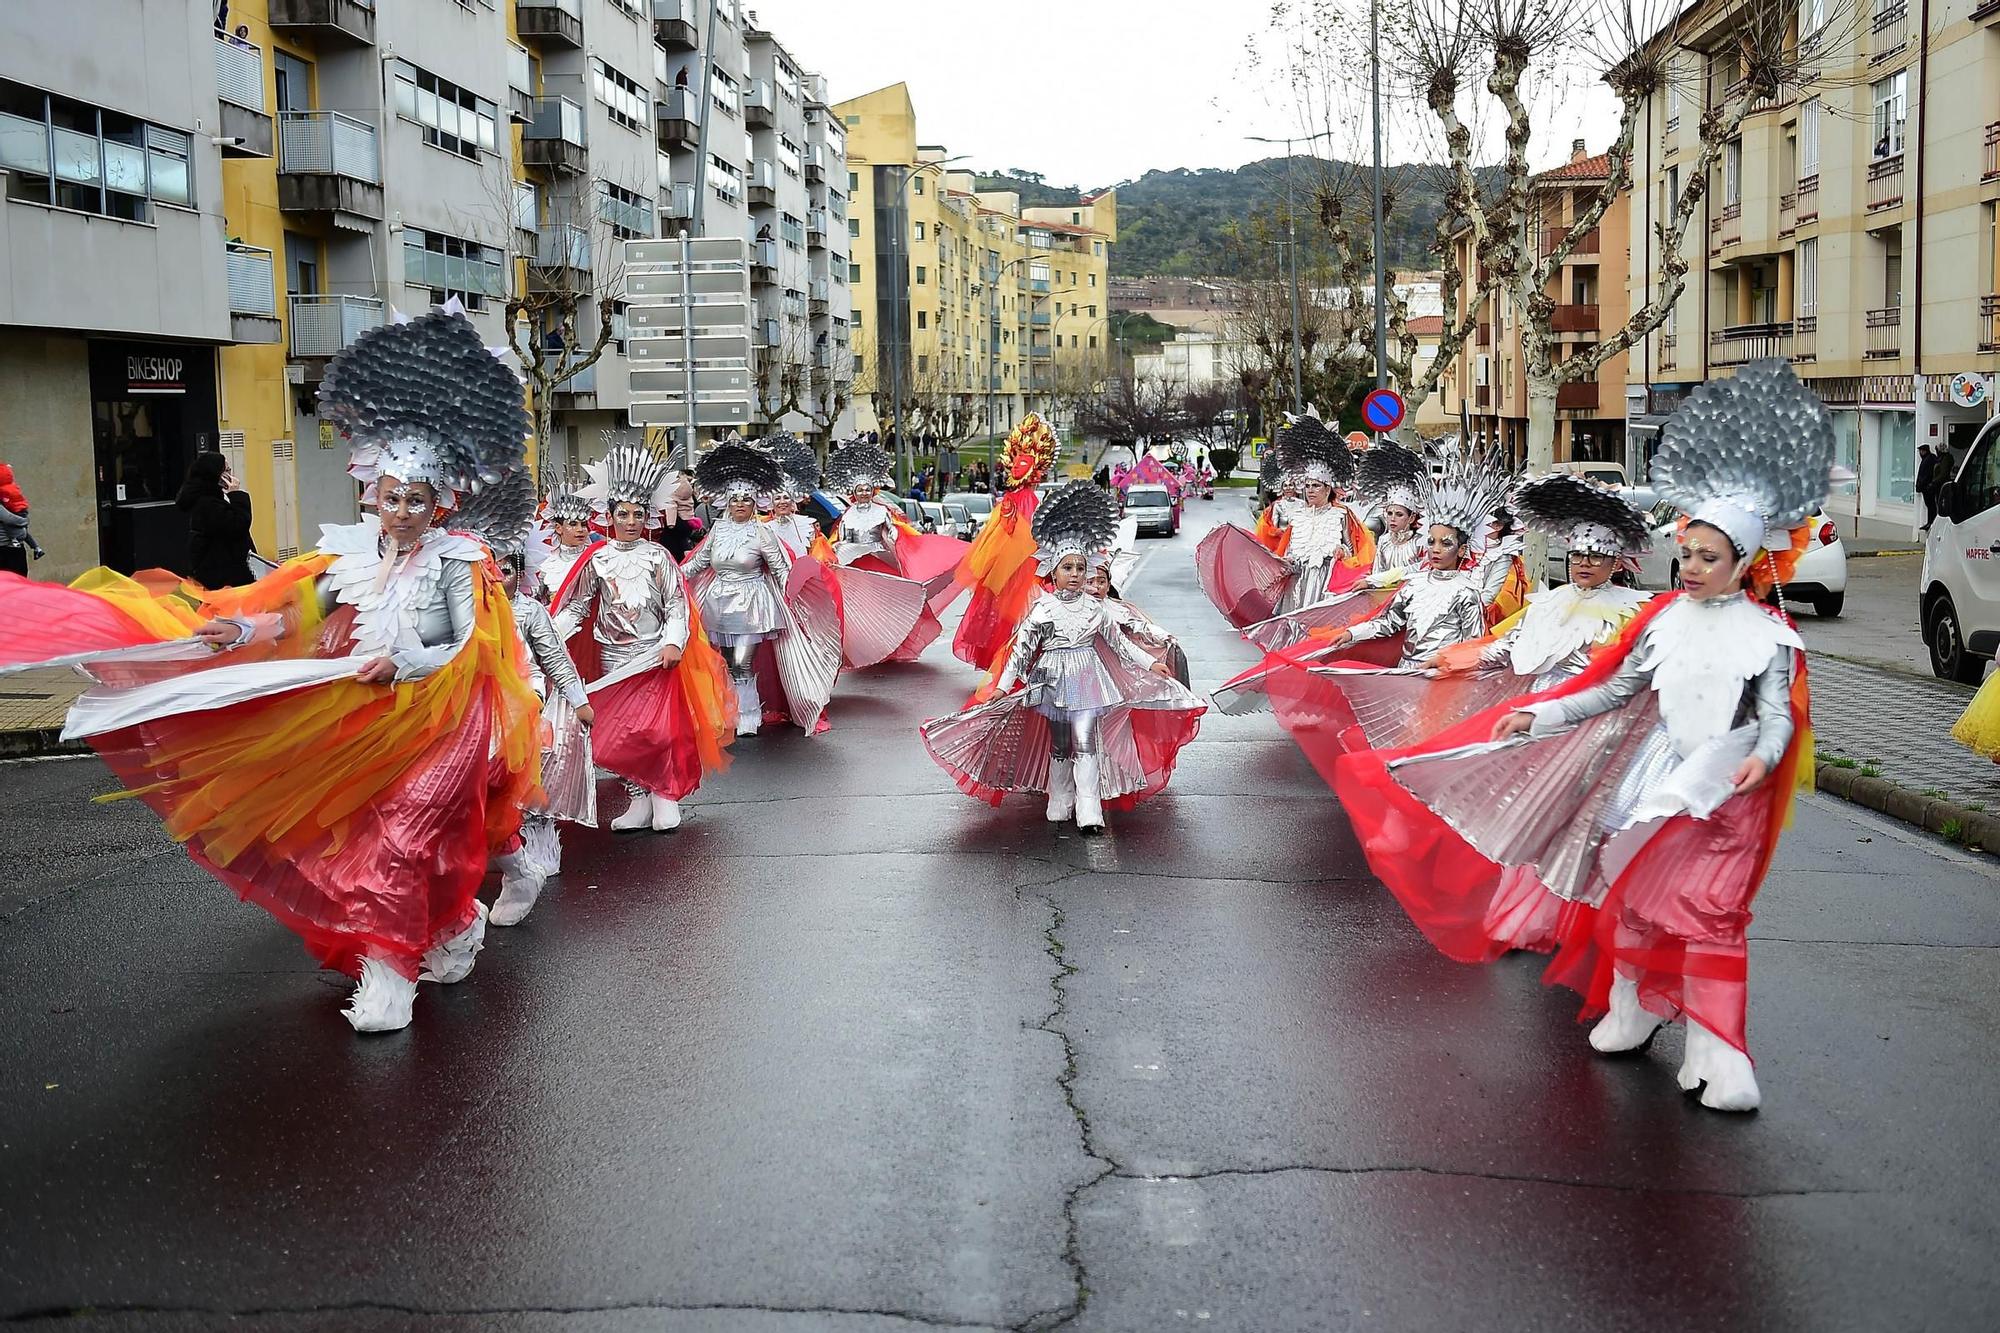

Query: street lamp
left=886, top=153, right=969, bottom=491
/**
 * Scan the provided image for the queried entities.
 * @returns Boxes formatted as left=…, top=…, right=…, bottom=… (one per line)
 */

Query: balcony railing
left=506, top=44, right=534, bottom=123
left=1555, top=380, right=1600, bottom=412
left=524, top=96, right=587, bottom=173
left=268, top=0, right=376, bottom=46
left=1793, top=314, right=1817, bottom=362
left=1865, top=306, right=1902, bottom=358
left=1711, top=201, right=1742, bottom=250
left=1983, top=297, right=2000, bottom=353
left=552, top=360, right=596, bottom=395
left=288, top=293, right=384, bottom=358
left=654, top=0, right=697, bottom=48
left=1710, top=321, right=1793, bottom=366
left=803, top=142, right=825, bottom=180
left=1796, top=174, right=1820, bottom=222
left=517, top=0, right=584, bottom=50
left=1551, top=303, right=1600, bottom=333
left=664, top=182, right=695, bottom=221
left=744, top=78, right=774, bottom=124
left=1541, top=226, right=1600, bottom=259
left=214, top=35, right=265, bottom=112
left=1987, top=123, right=2000, bottom=182
left=1872, top=0, right=1908, bottom=33
left=1779, top=191, right=1797, bottom=235
left=1659, top=332, right=1677, bottom=371
left=227, top=244, right=277, bottom=316
left=1868, top=153, right=1905, bottom=209
left=536, top=223, right=591, bottom=270
left=277, top=110, right=379, bottom=181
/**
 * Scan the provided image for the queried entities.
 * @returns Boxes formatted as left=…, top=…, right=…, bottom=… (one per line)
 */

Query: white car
left=1124, top=485, right=1179, bottom=537
left=1547, top=498, right=1847, bottom=616
left=1923, top=422, right=2000, bottom=681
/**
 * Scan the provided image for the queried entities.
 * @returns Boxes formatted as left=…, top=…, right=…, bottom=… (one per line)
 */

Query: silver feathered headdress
left=759, top=433, right=822, bottom=499
left=454, top=468, right=539, bottom=560
left=1513, top=473, right=1651, bottom=558
left=580, top=442, right=677, bottom=525
left=1031, top=480, right=1120, bottom=575
left=1653, top=358, right=1834, bottom=558
left=825, top=439, right=895, bottom=494
left=1274, top=408, right=1354, bottom=488
left=1354, top=441, right=1426, bottom=514
left=316, top=307, right=528, bottom=509
left=1419, top=446, right=1518, bottom=548
left=695, top=438, right=786, bottom=502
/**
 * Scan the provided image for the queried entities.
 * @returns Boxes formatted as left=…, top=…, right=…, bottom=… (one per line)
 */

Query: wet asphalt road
left=2, top=497, right=1998, bottom=1331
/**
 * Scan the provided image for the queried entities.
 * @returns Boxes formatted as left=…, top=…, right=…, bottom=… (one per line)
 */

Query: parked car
left=942, top=491, right=995, bottom=529
left=942, top=501, right=973, bottom=539
left=1554, top=460, right=1630, bottom=488
left=921, top=501, right=972, bottom=540
left=1924, top=422, right=2000, bottom=680
left=886, top=494, right=935, bottom=533
left=1545, top=498, right=1847, bottom=618
left=1125, top=484, right=1180, bottom=537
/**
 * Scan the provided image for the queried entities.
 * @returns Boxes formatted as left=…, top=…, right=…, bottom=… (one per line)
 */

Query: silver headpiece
left=759, top=433, right=822, bottom=499
left=316, top=306, right=529, bottom=509
left=825, top=439, right=895, bottom=494
left=694, top=438, right=786, bottom=502
left=454, top=468, right=539, bottom=559
left=1274, top=408, right=1355, bottom=488
left=1419, top=446, right=1518, bottom=548
left=580, top=441, right=677, bottom=525
left=1513, top=473, right=1651, bottom=558
left=1653, top=358, right=1835, bottom=558
left=1355, top=441, right=1426, bottom=514
left=1031, top=480, right=1119, bottom=575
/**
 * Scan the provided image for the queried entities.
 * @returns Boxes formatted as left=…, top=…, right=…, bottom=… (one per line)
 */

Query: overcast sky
left=746, top=0, right=1621, bottom=190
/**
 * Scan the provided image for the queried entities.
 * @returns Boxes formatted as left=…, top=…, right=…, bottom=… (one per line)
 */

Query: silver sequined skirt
left=698, top=573, right=788, bottom=642
left=1024, top=644, right=1126, bottom=717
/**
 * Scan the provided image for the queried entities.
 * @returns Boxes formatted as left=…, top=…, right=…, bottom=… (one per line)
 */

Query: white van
left=1923, top=421, right=2000, bottom=680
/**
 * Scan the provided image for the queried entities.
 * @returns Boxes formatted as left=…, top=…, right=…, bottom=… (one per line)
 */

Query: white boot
left=418, top=902, right=488, bottom=984
left=1588, top=975, right=1663, bottom=1053
left=652, top=797, right=682, bottom=831
left=611, top=790, right=654, bottom=832
left=489, top=849, right=547, bottom=927
left=343, top=956, right=417, bottom=1033
left=1678, top=1020, right=1762, bottom=1112
left=522, top=816, right=562, bottom=879
left=1045, top=758, right=1076, bottom=822
left=735, top=673, right=762, bottom=736
left=1073, top=753, right=1106, bottom=834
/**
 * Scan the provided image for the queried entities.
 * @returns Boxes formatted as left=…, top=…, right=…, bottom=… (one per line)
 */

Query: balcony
left=552, top=360, right=597, bottom=399
left=506, top=44, right=535, bottom=125
left=214, top=36, right=273, bottom=158
left=751, top=238, right=777, bottom=283
left=664, top=181, right=695, bottom=222
left=1477, top=320, right=1491, bottom=345
left=804, top=142, right=825, bottom=182
left=288, top=293, right=384, bottom=363
left=226, top=244, right=281, bottom=345
left=517, top=0, right=583, bottom=51
left=1868, top=154, right=1905, bottom=210
left=1793, top=315, right=1817, bottom=363
left=1779, top=191, right=1797, bottom=237
left=1796, top=174, right=1820, bottom=223
left=513, top=181, right=539, bottom=248
left=277, top=111, right=382, bottom=220
left=1983, top=297, right=2000, bottom=353
left=1030, top=310, right=1052, bottom=327
left=1540, top=226, right=1599, bottom=259
left=1555, top=380, right=1600, bottom=412
left=748, top=158, right=777, bottom=207
left=268, top=0, right=375, bottom=46
left=523, top=97, right=587, bottom=175
left=1659, top=332, right=1678, bottom=372
left=807, top=209, right=828, bottom=248
left=1987, top=124, right=2000, bottom=182
left=810, top=277, right=829, bottom=314
left=1711, top=201, right=1741, bottom=252
left=653, top=0, right=697, bottom=49
left=1710, top=321, right=1793, bottom=366
left=1865, top=306, right=1902, bottom=358
left=1551, top=303, right=1600, bottom=334
left=745, top=78, right=775, bottom=128
left=754, top=317, right=779, bottom=347
left=657, top=87, right=697, bottom=149
left=532, top=223, right=592, bottom=285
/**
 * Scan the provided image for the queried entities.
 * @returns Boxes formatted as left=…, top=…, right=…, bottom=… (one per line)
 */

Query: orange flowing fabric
left=1253, top=505, right=1292, bottom=556
left=953, top=489, right=1041, bottom=668
left=1483, top=555, right=1531, bottom=628
left=1342, top=508, right=1376, bottom=571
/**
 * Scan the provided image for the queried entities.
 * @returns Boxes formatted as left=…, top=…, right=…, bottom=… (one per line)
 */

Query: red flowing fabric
left=0, top=572, right=186, bottom=668
left=589, top=663, right=711, bottom=800
left=1194, top=524, right=1291, bottom=628
left=953, top=489, right=1042, bottom=669
left=855, top=551, right=946, bottom=661
left=1102, top=703, right=1206, bottom=812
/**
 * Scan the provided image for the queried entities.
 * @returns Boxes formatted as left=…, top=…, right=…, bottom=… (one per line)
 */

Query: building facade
left=834, top=83, right=1115, bottom=446
left=1443, top=142, right=1633, bottom=467
left=0, top=0, right=852, bottom=578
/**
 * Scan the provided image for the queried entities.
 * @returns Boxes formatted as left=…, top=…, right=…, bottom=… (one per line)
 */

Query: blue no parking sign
left=1361, top=388, right=1406, bottom=434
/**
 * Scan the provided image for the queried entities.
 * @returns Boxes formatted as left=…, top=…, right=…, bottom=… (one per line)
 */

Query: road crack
left=1111, top=1162, right=1876, bottom=1200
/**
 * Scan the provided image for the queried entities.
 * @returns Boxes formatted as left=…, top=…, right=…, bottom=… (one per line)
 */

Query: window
left=1799, top=98, right=1821, bottom=178
left=917, top=310, right=928, bottom=330
left=1088, top=335, right=1098, bottom=349
left=1089, top=273, right=1097, bottom=288
left=914, top=221, right=925, bottom=241
left=1088, top=305, right=1097, bottom=318
left=848, top=217, right=860, bottom=238
left=1666, top=79, right=1683, bottom=129
left=849, top=170, right=859, bottom=191
left=1883, top=234, right=1903, bottom=308
left=591, top=58, right=648, bottom=133
left=1797, top=238, right=1819, bottom=316
left=915, top=265, right=927, bottom=285
left=1984, top=203, right=1998, bottom=299
left=913, top=176, right=924, bottom=196
left=1724, top=139, right=1742, bottom=206
left=393, top=62, right=498, bottom=160
left=1799, top=0, right=1827, bottom=38
left=0, top=79, right=194, bottom=219
left=850, top=261, right=862, bottom=282
left=403, top=228, right=504, bottom=310
left=597, top=180, right=653, bottom=240
left=1872, top=72, right=1907, bottom=159
left=780, top=212, right=804, bottom=248
left=918, top=355, right=929, bottom=373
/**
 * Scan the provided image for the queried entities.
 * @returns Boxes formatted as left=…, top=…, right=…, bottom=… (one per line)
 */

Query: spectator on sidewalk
left=1918, top=443, right=1946, bottom=530
left=176, top=452, right=254, bottom=588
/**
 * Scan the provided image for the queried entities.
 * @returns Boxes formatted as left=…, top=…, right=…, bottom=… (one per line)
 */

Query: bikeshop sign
left=126, top=354, right=187, bottom=395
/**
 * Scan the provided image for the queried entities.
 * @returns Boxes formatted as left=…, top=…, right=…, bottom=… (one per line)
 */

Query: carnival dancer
left=1361, top=441, right=1427, bottom=576
left=0, top=307, right=542, bottom=1033
left=921, top=482, right=1205, bottom=833
left=1252, top=450, right=1298, bottom=553
left=1336, top=359, right=1826, bottom=1113
left=953, top=413, right=1059, bottom=670
left=1085, top=562, right=1189, bottom=687
left=557, top=442, right=735, bottom=832
left=1476, top=504, right=1534, bottom=626
left=826, top=439, right=967, bottom=661
left=682, top=439, right=840, bottom=737
left=759, top=434, right=827, bottom=555
left=538, top=484, right=602, bottom=606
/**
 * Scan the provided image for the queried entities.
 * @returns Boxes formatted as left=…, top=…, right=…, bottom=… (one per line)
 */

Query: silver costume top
left=1103, top=597, right=1172, bottom=649
left=1478, top=583, right=1651, bottom=686
left=511, top=591, right=589, bottom=708
left=837, top=501, right=899, bottom=562
left=553, top=539, right=690, bottom=654
left=315, top=518, right=481, bottom=682
left=540, top=540, right=592, bottom=601
left=681, top=517, right=792, bottom=638
left=767, top=514, right=822, bottom=554
left=1374, top=530, right=1424, bottom=574
left=1348, top=568, right=1488, bottom=667
left=1526, top=592, right=1799, bottom=769
left=1281, top=502, right=1353, bottom=567
left=996, top=588, right=1156, bottom=692
left=1477, top=534, right=1527, bottom=606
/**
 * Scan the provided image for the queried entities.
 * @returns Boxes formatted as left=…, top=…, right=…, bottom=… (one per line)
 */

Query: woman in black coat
left=176, top=452, right=255, bottom=588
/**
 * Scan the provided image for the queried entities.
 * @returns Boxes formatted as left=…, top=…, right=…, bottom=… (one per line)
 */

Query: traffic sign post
left=621, top=232, right=755, bottom=447
left=1361, top=387, right=1406, bottom=436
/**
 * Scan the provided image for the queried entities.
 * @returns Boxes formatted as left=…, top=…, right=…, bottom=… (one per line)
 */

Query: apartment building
left=834, top=82, right=1116, bottom=444
left=0, top=0, right=850, bottom=576
left=1622, top=0, right=1997, bottom=537
left=1443, top=141, right=1633, bottom=466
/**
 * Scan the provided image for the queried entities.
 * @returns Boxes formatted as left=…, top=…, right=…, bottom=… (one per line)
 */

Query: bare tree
left=752, top=315, right=813, bottom=434
left=803, top=337, right=856, bottom=458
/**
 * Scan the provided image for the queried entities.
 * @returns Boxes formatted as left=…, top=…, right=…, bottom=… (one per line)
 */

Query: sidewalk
left=1810, top=654, right=2000, bottom=848
left=0, top=668, right=87, bottom=757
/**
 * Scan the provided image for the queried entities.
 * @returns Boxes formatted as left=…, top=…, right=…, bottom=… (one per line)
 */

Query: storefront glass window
left=1875, top=411, right=1916, bottom=505
left=1830, top=410, right=1860, bottom=496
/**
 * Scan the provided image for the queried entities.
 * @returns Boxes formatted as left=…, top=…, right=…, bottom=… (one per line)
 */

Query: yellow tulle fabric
left=1951, top=672, right=2000, bottom=760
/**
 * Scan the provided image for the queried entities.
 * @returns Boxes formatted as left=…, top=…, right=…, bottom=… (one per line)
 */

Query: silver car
left=1125, top=485, right=1179, bottom=537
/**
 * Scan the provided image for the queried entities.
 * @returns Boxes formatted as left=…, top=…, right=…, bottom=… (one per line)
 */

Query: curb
left=1814, top=761, right=2000, bottom=854
left=1846, top=548, right=1921, bottom=559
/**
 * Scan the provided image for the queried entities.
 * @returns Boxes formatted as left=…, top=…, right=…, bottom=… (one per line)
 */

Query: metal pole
left=680, top=229, right=696, bottom=457
left=1284, top=140, right=1305, bottom=414
left=1370, top=0, right=1388, bottom=393
left=689, top=0, right=723, bottom=237
left=889, top=165, right=905, bottom=489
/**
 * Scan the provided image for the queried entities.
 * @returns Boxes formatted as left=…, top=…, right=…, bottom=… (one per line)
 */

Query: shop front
left=88, top=339, right=219, bottom=574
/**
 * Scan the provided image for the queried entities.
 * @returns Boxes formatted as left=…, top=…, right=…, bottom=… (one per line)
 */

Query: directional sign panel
left=626, top=269, right=754, bottom=301
left=626, top=332, right=754, bottom=364
left=629, top=367, right=755, bottom=395
left=624, top=237, right=748, bottom=268
left=628, top=397, right=754, bottom=427
left=627, top=302, right=750, bottom=332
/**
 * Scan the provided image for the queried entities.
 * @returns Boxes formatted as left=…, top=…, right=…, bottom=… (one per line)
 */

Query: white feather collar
left=1641, top=594, right=1802, bottom=754
left=317, top=517, right=483, bottom=656
left=1507, top=583, right=1651, bottom=677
